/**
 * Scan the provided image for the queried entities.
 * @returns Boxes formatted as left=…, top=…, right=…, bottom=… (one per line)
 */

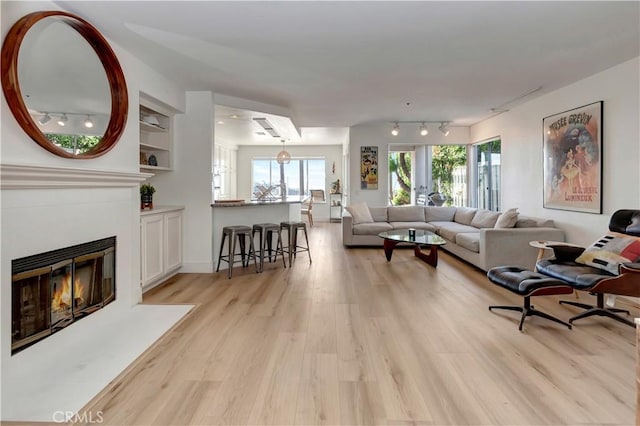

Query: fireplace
left=11, top=237, right=116, bottom=354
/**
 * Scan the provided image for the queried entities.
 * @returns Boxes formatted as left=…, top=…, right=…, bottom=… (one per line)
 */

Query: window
left=473, top=139, right=501, bottom=211
left=429, top=145, right=468, bottom=207
left=251, top=158, right=326, bottom=200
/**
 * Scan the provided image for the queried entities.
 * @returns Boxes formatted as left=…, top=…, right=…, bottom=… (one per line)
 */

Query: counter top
left=140, top=205, right=185, bottom=216
left=211, top=199, right=303, bottom=208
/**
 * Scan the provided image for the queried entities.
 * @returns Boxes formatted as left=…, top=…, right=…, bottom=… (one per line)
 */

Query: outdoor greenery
left=45, top=134, right=102, bottom=154
left=389, top=152, right=412, bottom=205
left=431, top=145, right=467, bottom=206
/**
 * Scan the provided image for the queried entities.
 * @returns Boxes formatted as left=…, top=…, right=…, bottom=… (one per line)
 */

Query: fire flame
left=52, top=274, right=72, bottom=313
left=51, top=274, right=85, bottom=312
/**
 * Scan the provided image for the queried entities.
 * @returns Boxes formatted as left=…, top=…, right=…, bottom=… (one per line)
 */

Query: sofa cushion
left=454, top=207, right=477, bottom=225
left=455, top=233, right=480, bottom=253
left=369, top=207, right=388, bottom=222
left=425, top=206, right=456, bottom=222
left=575, top=233, right=640, bottom=275
left=495, top=208, right=519, bottom=228
left=353, top=222, right=393, bottom=235
left=436, top=222, right=479, bottom=241
left=345, top=202, right=373, bottom=224
left=390, top=222, right=436, bottom=232
left=387, top=206, right=425, bottom=222
left=470, top=209, right=500, bottom=229
left=515, top=215, right=555, bottom=228
left=515, top=218, right=537, bottom=228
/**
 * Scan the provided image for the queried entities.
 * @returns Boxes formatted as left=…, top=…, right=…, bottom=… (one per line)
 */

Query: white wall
left=471, top=57, right=640, bottom=246
left=236, top=144, right=344, bottom=221
left=0, top=1, right=187, bottom=418
left=152, top=91, right=215, bottom=272
left=348, top=123, right=470, bottom=207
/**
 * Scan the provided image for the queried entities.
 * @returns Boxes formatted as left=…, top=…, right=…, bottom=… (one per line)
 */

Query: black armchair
left=536, top=210, right=640, bottom=327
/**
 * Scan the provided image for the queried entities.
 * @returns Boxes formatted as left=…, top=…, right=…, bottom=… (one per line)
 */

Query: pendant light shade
left=276, top=140, right=291, bottom=164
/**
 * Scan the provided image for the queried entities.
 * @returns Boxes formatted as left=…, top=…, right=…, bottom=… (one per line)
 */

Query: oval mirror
left=1, top=11, right=128, bottom=158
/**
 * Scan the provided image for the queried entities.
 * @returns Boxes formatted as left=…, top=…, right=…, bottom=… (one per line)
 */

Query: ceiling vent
left=253, top=117, right=280, bottom=138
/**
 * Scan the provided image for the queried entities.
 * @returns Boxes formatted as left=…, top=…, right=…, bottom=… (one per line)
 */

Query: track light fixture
left=57, top=114, right=68, bottom=126
left=38, top=113, right=51, bottom=125
left=84, top=115, right=94, bottom=128
left=389, top=121, right=451, bottom=137
left=391, top=122, right=400, bottom=136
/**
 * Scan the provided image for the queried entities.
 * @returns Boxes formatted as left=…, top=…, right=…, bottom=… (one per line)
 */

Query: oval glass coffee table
left=378, top=229, right=446, bottom=267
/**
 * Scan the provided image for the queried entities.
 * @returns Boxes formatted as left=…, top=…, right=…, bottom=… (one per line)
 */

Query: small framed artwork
left=360, top=146, right=378, bottom=189
left=139, top=152, right=148, bottom=165
left=543, top=101, right=603, bottom=214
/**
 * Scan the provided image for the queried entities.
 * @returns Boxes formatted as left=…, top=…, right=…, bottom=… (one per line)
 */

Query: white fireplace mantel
left=0, top=163, right=152, bottom=189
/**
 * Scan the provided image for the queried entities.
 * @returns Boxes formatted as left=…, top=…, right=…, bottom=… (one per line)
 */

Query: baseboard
left=179, top=261, right=213, bottom=273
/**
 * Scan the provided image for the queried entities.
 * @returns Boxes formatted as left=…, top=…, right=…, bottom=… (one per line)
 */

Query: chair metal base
left=560, top=293, right=634, bottom=327
left=490, top=297, right=572, bottom=331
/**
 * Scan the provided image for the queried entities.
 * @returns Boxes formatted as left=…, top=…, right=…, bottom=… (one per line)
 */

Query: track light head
left=438, top=122, right=450, bottom=136
left=57, top=114, right=68, bottom=126
left=391, top=122, right=399, bottom=136
left=38, top=113, right=51, bottom=125
left=419, top=123, right=428, bottom=136
left=84, top=115, right=94, bottom=128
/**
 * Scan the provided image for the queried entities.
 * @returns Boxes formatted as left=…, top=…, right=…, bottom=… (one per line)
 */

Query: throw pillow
left=470, top=209, right=501, bottom=228
left=345, top=202, right=373, bottom=224
left=575, top=233, right=640, bottom=275
left=495, top=208, right=519, bottom=228
left=549, top=245, right=585, bottom=262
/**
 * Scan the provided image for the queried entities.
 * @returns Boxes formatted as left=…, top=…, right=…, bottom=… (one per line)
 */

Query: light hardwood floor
left=38, top=223, right=640, bottom=425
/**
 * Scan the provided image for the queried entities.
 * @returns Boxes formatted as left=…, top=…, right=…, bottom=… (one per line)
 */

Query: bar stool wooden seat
left=280, top=221, right=312, bottom=265
left=252, top=223, right=287, bottom=272
left=216, top=225, right=258, bottom=279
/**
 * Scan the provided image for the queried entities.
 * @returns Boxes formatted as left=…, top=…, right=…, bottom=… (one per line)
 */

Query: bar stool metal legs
left=252, top=223, right=287, bottom=272
left=280, top=221, right=312, bottom=265
left=216, top=225, right=258, bottom=279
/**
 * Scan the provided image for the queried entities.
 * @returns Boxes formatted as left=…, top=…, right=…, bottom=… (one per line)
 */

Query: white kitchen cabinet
left=141, top=206, right=184, bottom=291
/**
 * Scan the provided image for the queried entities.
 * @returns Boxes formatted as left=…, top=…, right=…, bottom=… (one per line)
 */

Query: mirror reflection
left=18, top=17, right=111, bottom=155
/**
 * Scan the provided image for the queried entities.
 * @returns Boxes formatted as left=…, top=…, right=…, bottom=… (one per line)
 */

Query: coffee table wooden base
left=383, top=239, right=440, bottom=267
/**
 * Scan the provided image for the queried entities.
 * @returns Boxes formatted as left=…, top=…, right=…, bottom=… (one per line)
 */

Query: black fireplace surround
left=11, top=237, right=116, bottom=354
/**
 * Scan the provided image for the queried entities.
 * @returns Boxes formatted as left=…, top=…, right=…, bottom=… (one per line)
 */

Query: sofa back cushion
left=495, top=208, right=519, bottom=228
left=369, top=207, right=388, bottom=222
left=425, top=206, right=456, bottom=222
left=345, top=202, right=373, bottom=224
left=515, top=215, right=555, bottom=228
left=454, top=207, right=477, bottom=225
left=470, top=209, right=501, bottom=228
left=388, top=206, right=425, bottom=222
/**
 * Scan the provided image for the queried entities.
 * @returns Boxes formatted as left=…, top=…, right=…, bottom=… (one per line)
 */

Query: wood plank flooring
left=58, top=223, right=639, bottom=425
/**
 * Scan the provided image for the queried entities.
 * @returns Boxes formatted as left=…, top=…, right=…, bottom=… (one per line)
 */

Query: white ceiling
left=55, top=1, right=640, bottom=144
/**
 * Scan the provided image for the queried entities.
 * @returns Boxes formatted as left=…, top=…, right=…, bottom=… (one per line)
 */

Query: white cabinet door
left=164, top=210, right=183, bottom=273
left=141, top=214, right=164, bottom=286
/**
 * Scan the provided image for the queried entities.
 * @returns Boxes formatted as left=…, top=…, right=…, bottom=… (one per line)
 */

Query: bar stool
left=252, top=223, right=287, bottom=272
left=280, top=221, right=312, bottom=265
left=216, top=225, right=258, bottom=279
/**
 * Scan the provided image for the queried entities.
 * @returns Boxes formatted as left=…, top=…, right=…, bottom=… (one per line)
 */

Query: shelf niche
left=139, top=95, right=173, bottom=172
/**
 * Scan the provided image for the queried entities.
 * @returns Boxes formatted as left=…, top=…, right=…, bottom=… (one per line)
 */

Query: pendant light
left=276, top=140, right=291, bottom=164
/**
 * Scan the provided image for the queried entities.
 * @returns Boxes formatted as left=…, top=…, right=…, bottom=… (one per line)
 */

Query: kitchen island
left=211, top=199, right=302, bottom=270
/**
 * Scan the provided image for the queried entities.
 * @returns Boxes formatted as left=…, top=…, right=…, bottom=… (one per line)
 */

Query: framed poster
left=360, top=146, right=378, bottom=189
left=543, top=101, right=602, bottom=214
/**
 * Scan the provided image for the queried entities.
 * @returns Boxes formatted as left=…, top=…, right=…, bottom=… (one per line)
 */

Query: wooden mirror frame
left=1, top=11, right=128, bottom=159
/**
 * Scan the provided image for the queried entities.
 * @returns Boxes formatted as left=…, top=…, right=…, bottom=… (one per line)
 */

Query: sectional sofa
left=342, top=204, right=565, bottom=271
